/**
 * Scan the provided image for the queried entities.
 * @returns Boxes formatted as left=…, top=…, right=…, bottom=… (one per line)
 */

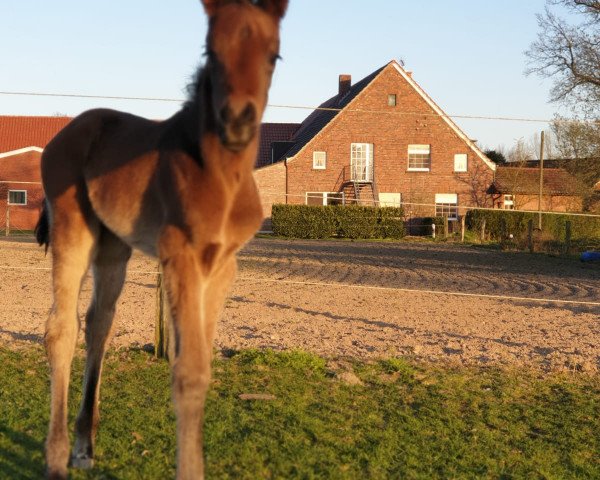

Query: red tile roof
left=492, top=166, right=585, bottom=196
left=0, top=116, right=72, bottom=153
left=1, top=116, right=298, bottom=169
left=255, top=122, right=300, bottom=168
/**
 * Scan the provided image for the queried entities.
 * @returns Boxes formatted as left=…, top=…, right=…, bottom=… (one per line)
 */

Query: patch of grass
left=1, top=347, right=598, bottom=479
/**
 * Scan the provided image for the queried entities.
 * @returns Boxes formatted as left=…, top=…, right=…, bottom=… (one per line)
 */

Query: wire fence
left=2, top=90, right=600, bottom=126
left=0, top=244, right=598, bottom=308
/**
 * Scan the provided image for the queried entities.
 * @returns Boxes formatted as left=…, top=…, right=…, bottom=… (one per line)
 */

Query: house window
left=306, top=192, right=344, bottom=206
left=8, top=190, right=27, bottom=205
left=388, top=94, right=397, bottom=107
left=454, top=154, right=468, bottom=172
left=435, top=193, right=458, bottom=220
left=408, top=144, right=431, bottom=171
left=503, top=194, right=515, bottom=210
left=350, top=143, right=374, bottom=182
left=378, top=193, right=401, bottom=207
left=312, top=151, right=327, bottom=170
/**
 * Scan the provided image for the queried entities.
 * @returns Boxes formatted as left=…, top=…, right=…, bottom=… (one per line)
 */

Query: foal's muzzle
left=218, top=103, right=258, bottom=153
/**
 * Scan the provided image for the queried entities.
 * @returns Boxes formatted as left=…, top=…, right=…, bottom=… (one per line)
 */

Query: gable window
left=312, top=151, right=327, bottom=170
left=387, top=94, right=397, bottom=107
left=350, top=143, right=374, bottom=182
left=435, top=193, right=458, bottom=220
left=408, top=144, right=431, bottom=171
left=503, top=194, right=515, bottom=210
left=8, top=190, right=27, bottom=205
left=454, top=154, right=468, bottom=172
left=306, top=192, right=344, bottom=206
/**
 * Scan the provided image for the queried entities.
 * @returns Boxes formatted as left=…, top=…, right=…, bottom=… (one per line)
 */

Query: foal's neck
left=181, top=65, right=258, bottom=179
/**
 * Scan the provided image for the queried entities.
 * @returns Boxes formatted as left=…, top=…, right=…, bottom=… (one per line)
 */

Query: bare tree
left=454, top=162, right=494, bottom=208
left=525, top=0, right=600, bottom=113
left=551, top=116, right=600, bottom=188
left=507, top=137, right=535, bottom=163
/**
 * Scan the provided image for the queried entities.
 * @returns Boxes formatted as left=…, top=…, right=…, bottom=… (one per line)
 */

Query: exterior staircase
left=341, top=181, right=378, bottom=206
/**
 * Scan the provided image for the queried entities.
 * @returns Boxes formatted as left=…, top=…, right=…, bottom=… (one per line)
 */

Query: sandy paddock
left=0, top=237, right=598, bottom=373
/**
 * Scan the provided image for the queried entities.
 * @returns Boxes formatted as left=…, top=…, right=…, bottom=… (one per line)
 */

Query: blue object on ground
left=580, top=251, right=600, bottom=262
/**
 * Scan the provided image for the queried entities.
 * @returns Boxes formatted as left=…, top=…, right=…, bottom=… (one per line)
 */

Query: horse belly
left=85, top=160, right=163, bottom=257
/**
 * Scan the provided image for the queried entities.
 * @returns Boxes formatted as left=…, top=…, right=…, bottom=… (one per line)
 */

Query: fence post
left=155, top=265, right=173, bottom=361
left=480, top=218, right=486, bottom=243
left=443, top=215, right=449, bottom=238
left=5, top=206, right=9, bottom=236
left=564, top=221, right=572, bottom=255
left=461, top=215, right=466, bottom=243
left=528, top=219, right=534, bottom=253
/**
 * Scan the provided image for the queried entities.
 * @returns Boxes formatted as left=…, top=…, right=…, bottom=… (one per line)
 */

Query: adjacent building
left=0, top=116, right=70, bottom=231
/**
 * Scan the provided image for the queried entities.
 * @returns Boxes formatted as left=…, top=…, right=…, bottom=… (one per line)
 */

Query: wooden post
left=443, top=215, right=449, bottom=238
left=528, top=219, right=534, bottom=253
left=5, top=206, right=9, bottom=236
left=564, top=221, right=572, bottom=255
left=155, top=265, right=173, bottom=361
left=480, top=218, right=486, bottom=243
left=461, top=215, right=466, bottom=243
left=538, top=131, right=545, bottom=230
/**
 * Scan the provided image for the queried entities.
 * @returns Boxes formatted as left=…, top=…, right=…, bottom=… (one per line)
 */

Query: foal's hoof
left=46, top=468, right=68, bottom=480
left=71, top=454, right=94, bottom=469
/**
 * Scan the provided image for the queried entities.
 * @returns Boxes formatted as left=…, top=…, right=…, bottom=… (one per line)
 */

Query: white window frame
left=435, top=193, right=458, bottom=220
left=388, top=94, right=397, bottom=107
left=378, top=193, right=402, bottom=208
left=305, top=192, right=345, bottom=206
left=408, top=144, right=431, bottom=171
left=454, top=153, right=468, bottom=173
left=503, top=194, right=515, bottom=210
left=7, top=190, right=27, bottom=206
left=350, top=143, right=374, bottom=182
left=312, top=151, right=327, bottom=170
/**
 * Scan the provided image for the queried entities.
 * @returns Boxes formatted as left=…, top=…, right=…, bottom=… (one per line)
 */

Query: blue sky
left=0, top=0, right=568, bottom=150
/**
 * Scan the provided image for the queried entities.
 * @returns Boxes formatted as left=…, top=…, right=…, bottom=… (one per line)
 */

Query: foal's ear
left=201, top=0, right=224, bottom=16
left=255, top=0, right=289, bottom=18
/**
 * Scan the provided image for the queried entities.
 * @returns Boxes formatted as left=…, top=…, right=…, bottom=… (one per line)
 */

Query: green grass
left=1, top=347, right=598, bottom=479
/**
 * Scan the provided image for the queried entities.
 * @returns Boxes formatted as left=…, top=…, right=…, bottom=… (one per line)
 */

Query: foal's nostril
left=219, top=105, right=232, bottom=124
left=240, top=104, right=256, bottom=125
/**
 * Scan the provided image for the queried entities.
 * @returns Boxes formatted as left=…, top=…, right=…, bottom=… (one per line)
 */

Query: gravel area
left=0, top=237, right=598, bottom=373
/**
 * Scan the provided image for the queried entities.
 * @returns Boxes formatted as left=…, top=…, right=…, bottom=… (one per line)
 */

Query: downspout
left=284, top=157, right=289, bottom=204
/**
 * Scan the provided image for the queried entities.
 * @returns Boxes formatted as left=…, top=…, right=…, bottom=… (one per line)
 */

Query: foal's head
left=201, top=0, right=288, bottom=153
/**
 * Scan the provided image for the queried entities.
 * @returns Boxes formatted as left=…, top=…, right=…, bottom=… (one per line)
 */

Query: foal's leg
left=159, top=230, right=236, bottom=480
left=45, top=198, right=98, bottom=480
left=72, top=230, right=131, bottom=469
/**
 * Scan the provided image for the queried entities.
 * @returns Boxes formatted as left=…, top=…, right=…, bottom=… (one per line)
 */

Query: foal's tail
left=35, top=200, right=50, bottom=253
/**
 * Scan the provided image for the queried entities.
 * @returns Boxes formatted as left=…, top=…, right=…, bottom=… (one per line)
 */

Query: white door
left=351, top=143, right=373, bottom=182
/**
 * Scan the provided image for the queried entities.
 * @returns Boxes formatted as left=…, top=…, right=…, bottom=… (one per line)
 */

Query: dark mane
left=184, top=63, right=206, bottom=111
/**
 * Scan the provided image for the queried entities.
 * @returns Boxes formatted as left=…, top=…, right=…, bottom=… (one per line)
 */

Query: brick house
left=254, top=60, right=497, bottom=222
left=490, top=164, right=586, bottom=212
left=0, top=116, right=71, bottom=231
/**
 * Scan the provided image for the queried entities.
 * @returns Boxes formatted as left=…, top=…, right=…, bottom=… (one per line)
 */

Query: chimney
left=338, top=74, right=351, bottom=97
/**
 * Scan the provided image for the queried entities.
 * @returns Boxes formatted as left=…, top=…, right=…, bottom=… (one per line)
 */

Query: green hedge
left=271, top=204, right=405, bottom=239
left=465, top=209, right=600, bottom=241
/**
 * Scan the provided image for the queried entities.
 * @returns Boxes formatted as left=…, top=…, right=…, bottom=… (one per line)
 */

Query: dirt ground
left=0, top=237, right=598, bottom=373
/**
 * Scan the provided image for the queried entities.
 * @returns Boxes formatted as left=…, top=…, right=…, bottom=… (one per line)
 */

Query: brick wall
left=253, top=161, right=286, bottom=219
left=0, top=150, right=44, bottom=231
left=511, top=194, right=583, bottom=213
left=285, top=64, right=495, bottom=216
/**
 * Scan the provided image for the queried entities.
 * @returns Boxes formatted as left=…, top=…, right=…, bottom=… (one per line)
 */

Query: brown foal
left=35, top=1, right=288, bottom=478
